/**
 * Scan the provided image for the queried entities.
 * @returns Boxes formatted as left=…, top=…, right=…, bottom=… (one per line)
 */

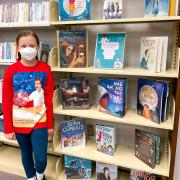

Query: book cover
left=60, top=78, right=90, bottom=109
left=103, top=0, right=122, bottom=19
left=59, top=0, right=90, bottom=21
left=135, top=129, right=156, bottom=169
left=61, top=119, right=86, bottom=149
left=96, top=162, right=118, bottom=180
left=58, top=30, right=88, bottom=68
left=98, top=77, right=127, bottom=117
left=130, top=170, right=160, bottom=180
left=94, top=32, right=126, bottom=69
left=137, top=79, right=164, bottom=124
left=0, top=115, right=4, bottom=133
left=145, top=0, right=170, bottom=17
left=0, top=79, right=3, bottom=102
left=38, top=42, right=50, bottom=63
left=96, top=124, right=116, bottom=156
left=64, top=155, right=92, bottom=179
left=160, top=36, right=168, bottom=72
left=139, top=37, right=159, bottom=72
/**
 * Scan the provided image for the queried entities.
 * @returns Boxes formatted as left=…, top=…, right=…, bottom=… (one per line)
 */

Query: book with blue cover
left=94, top=32, right=126, bottom=69
left=145, top=0, right=170, bottom=17
left=98, top=77, right=127, bottom=117
left=64, top=155, right=92, bottom=179
left=137, top=79, right=164, bottom=124
left=59, top=0, right=90, bottom=21
left=61, top=119, right=86, bottom=149
left=0, top=115, right=4, bottom=133
left=96, top=124, right=116, bottom=156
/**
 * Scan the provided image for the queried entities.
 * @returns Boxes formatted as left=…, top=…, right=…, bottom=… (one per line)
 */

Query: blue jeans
left=16, top=128, right=48, bottom=178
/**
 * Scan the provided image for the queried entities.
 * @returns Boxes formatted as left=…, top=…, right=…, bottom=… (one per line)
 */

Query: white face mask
left=19, top=47, right=37, bottom=61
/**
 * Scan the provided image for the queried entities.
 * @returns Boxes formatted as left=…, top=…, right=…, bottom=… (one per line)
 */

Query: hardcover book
left=0, top=115, right=4, bottom=133
left=59, top=0, right=90, bottom=21
left=61, top=119, right=86, bottom=149
left=96, top=124, right=116, bottom=156
left=103, top=0, right=122, bottom=19
left=60, top=78, right=90, bottom=109
left=38, top=42, right=50, bottom=63
left=98, top=77, right=127, bottom=117
left=135, top=129, right=156, bottom=169
left=94, top=32, right=126, bottom=69
left=145, top=0, right=170, bottom=17
left=64, top=155, right=92, bottom=179
left=57, top=30, right=88, bottom=68
left=96, top=162, right=118, bottom=180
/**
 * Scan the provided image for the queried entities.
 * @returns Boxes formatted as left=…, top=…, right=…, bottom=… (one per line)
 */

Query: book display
left=0, top=0, right=180, bottom=180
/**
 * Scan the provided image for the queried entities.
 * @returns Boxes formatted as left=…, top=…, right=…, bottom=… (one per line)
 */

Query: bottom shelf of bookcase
left=53, top=140, right=170, bottom=177
left=0, top=145, right=59, bottom=179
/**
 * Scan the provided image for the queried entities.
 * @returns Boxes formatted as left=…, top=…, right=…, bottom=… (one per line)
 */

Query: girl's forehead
left=18, top=36, right=37, bottom=44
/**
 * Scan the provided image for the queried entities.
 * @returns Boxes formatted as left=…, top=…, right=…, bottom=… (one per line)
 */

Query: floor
left=0, top=171, right=25, bottom=180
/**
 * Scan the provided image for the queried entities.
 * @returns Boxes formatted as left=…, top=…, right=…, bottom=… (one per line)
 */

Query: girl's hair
left=16, top=30, right=39, bottom=60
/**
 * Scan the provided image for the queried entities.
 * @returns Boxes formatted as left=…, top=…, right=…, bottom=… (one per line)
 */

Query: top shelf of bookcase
left=51, top=16, right=180, bottom=26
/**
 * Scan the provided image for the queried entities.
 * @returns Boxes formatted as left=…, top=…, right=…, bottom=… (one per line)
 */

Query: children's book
left=94, top=32, right=126, bottom=69
left=135, top=129, right=156, bottom=169
left=0, top=79, right=3, bottom=102
left=96, top=162, right=118, bottom=180
left=145, top=0, right=170, bottom=17
left=64, top=155, right=92, bottom=179
left=57, top=30, right=88, bottom=68
left=160, top=37, right=168, bottom=72
left=59, top=0, right=90, bottom=21
left=103, top=0, right=122, bottom=19
left=0, top=115, right=4, bottom=133
left=137, top=79, right=164, bottom=124
left=130, top=170, right=160, bottom=180
left=98, top=77, right=127, bottom=117
left=60, top=78, right=90, bottom=109
left=61, top=119, right=86, bottom=149
left=38, top=42, right=50, bottom=64
left=96, top=124, right=116, bottom=156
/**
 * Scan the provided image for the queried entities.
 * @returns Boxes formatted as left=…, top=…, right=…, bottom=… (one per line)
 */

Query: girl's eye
left=21, top=45, right=26, bottom=48
left=29, top=45, right=35, bottom=48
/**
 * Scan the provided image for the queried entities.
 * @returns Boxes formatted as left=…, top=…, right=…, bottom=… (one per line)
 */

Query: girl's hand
left=48, top=129, right=54, bottom=137
left=4, top=132, right=16, bottom=140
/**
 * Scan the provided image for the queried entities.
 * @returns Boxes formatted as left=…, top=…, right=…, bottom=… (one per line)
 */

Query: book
left=135, top=129, right=156, bottom=169
left=64, top=155, right=92, bottom=179
left=59, top=0, right=90, bottom=21
left=0, top=115, right=4, bottom=133
left=0, top=79, right=3, bottom=102
left=130, top=170, right=160, bottom=180
left=103, top=0, right=122, bottom=19
left=61, top=119, right=86, bottom=149
left=94, top=32, right=126, bottom=69
left=145, top=0, right=170, bottom=17
left=57, top=30, right=88, bottom=68
left=96, top=124, right=116, bottom=156
left=60, top=78, right=90, bottom=109
left=38, top=42, right=50, bottom=63
left=98, top=77, right=127, bottom=117
left=160, top=37, right=168, bottom=72
left=96, top=162, right=118, bottom=180
left=137, top=79, right=164, bottom=124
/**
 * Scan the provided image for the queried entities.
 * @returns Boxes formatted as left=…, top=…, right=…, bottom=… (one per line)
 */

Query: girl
left=2, top=30, right=54, bottom=180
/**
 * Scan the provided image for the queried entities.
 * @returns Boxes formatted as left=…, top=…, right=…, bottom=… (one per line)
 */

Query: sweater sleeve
left=44, top=66, right=54, bottom=129
left=2, top=68, right=14, bottom=134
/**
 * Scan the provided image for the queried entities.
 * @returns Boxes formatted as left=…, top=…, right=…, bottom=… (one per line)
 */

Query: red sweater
left=2, top=61, right=54, bottom=134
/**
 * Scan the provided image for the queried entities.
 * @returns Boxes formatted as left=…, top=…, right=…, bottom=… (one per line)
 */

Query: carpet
left=0, top=171, right=25, bottom=180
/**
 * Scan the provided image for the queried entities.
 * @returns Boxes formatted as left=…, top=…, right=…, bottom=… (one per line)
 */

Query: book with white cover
left=161, top=36, right=168, bottom=72
left=156, top=37, right=163, bottom=73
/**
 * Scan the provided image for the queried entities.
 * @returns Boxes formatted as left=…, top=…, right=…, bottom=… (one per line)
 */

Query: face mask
left=19, top=47, right=37, bottom=61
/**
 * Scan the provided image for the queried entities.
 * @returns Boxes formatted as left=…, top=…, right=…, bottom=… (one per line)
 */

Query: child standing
left=2, top=30, right=54, bottom=180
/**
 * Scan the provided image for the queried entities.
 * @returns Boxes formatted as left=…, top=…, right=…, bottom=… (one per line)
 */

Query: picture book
left=57, top=30, right=88, bottom=68
left=96, top=162, right=118, bottom=180
left=145, top=0, right=170, bottom=17
left=103, top=0, right=122, bottom=19
left=64, top=155, right=92, bottom=179
left=160, top=37, right=168, bottom=72
left=60, top=78, right=90, bottom=109
left=96, top=124, right=116, bottom=156
left=61, top=119, right=86, bottom=149
left=38, top=42, right=50, bottom=64
left=98, top=77, right=127, bottom=117
left=59, top=0, right=90, bottom=21
left=130, top=170, right=160, bottom=180
left=135, top=129, right=156, bottom=169
left=137, top=79, right=164, bottom=124
left=0, top=115, right=4, bottom=133
left=94, top=32, right=126, bottom=69
left=0, top=79, right=3, bottom=102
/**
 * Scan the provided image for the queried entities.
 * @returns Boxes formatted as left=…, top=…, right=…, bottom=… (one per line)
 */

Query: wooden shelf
left=52, top=66, right=178, bottom=78
left=54, top=140, right=169, bottom=177
left=51, top=16, right=180, bottom=26
left=0, top=62, right=15, bottom=66
left=54, top=105, right=174, bottom=130
left=0, top=146, right=58, bottom=179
